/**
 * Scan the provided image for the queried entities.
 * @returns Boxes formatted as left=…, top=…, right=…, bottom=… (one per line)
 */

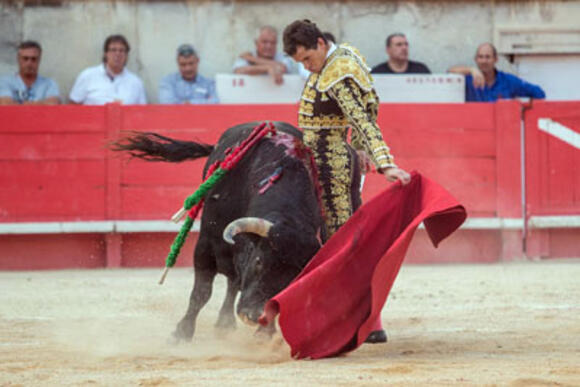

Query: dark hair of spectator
left=102, top=34, right=130, bottom=63
left=18, top=41, right=42, bottom=53
left=283, top=20, right=326, bottom=56
left=386, top=33, right=406, bottom=47
left=322, top=32, right=336, bottom=44
left=104, top=34, right=130, bottom=53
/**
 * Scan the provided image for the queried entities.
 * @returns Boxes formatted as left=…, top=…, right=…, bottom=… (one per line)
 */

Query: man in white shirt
left=69, top=34, right=147, bottom=105
left=233, top=25, right=294, bottom=85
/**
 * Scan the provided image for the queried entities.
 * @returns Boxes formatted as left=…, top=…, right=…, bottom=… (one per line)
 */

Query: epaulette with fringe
left=316, top=43, right=374, bottom=93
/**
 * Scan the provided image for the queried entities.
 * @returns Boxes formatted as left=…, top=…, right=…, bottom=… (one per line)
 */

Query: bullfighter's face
left=292, top=37, right=329, bottom=74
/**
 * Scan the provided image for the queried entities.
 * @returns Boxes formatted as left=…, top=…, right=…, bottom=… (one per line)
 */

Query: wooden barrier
left=0, top=101, right=578, bottom=270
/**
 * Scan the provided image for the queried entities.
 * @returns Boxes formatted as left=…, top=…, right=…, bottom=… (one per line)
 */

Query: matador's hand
left=381, top=167, right=411, bottom=185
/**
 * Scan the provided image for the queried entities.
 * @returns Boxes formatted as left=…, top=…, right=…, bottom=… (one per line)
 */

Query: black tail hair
left=111, top=131, right=214, bottom=162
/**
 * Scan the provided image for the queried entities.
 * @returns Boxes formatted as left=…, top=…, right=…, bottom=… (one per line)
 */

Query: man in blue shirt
left=159, top=44, right=218, bottom=104
left=0, top=41, right=60, bottom=105
left=448, top=43, right=545, bottom=102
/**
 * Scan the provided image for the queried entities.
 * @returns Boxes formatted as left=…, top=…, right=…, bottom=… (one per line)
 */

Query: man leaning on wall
left=233, top=25, right=294, bottom=85
left=0, top=41, right=60, bottom=105
left=159, top=44, right=218, bottom=104
left=448, top=42, right=545, bottom=102
left=69, top=34, right=147, bottom=105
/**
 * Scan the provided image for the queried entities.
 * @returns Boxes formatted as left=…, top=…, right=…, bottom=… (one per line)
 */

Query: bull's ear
left=268, top=222, right=321, bottom=268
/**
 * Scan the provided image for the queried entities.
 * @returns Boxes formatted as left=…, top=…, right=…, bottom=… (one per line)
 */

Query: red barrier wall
left=524, top=101, right=580, bottom=258
left=1, top=101, right=578, bottom=270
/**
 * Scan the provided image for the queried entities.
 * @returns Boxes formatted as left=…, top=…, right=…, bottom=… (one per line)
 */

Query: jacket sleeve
left=328, top=77, right=396, bottom=169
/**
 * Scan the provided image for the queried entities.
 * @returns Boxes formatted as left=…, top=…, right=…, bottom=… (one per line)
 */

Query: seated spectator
left=371, top=33, right=430, bottom=74
left=69, top=34, right=146, bottom=105
left=0, top=41, right=60, bottom=105
left=448, top=43, right=545, bottom=102
left=233, top=25, right=294, bottom=85
left=297, top=32, right=336, bottom=79
left=159, top=44, right=217, bottom=104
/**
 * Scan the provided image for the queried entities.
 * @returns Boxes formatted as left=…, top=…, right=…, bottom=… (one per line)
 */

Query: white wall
left=1, top=0, right=579, bottom=103
left=515, top=55, right=580, bottom=101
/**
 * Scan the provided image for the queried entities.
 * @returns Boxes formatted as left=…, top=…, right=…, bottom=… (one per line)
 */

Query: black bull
left=113, top=121, right=361, bottom=341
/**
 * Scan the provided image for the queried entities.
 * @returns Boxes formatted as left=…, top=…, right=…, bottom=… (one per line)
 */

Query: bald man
left=448, top=42, right=545, bottom=102
left=233, top=25, right=294, bottom=85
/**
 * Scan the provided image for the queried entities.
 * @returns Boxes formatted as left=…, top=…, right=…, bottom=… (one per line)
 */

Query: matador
left=283, top=19, right=411, bottom=343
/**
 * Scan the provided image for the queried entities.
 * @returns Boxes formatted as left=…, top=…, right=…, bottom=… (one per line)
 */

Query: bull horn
left=223, top=217, right=274, bottom=245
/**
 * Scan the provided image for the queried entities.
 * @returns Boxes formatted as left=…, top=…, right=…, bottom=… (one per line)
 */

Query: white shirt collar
left=102, top=63, right=126, bottom=80
left=326, top=42, right=337, bottom=59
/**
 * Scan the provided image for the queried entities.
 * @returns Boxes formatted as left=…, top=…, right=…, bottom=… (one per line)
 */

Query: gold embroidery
left=298, top=99, right=314, bottom=117
left=298, top=114, right=349, bottom=129
left=329, top=78, right=395, bottom=168
left=317, top=45, right=373, bottom=92
left=297, top=44, right=396, bottom=239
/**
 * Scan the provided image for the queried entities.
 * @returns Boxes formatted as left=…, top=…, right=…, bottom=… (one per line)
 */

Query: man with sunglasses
left=0, top=41, right=60, bottom=105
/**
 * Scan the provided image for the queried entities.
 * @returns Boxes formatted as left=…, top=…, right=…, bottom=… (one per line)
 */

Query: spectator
left=233, top=25, right=294, bottom=85
left=0, top=41, right=60, bottom=105
left=448, top=42, right=545, bottom=102
left=371, top=33, right=430, bottom=74
left=69, top=34, right=146, bottom=105
left=158, top=44, right=217, bottom=104
left=298, top=32, right=336, bottom=79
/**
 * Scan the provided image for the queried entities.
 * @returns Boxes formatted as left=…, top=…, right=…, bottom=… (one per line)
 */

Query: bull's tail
left=111, top=131, right=214, bottom=162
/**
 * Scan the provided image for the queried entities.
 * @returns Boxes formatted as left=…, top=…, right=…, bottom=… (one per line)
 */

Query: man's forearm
left=447, top=65, right=474, bottom=75
left=22, top=97, right=61, bottom=105
left=0, top=97, right=16, bottom=105
left=248, top=56, right=287, bottom=73
left=234, top=65, right=272, bottom=76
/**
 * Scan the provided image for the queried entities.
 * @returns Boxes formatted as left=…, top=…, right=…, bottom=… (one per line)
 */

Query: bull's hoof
left=170, top=319, right=194, bottom=344
left=254, top=323, right=276, bottom=341
left=215, top=314, right=237, bottom=330
left=167, top=333, right=190, bottom=345
left=365, top=330, right=388, bottom=344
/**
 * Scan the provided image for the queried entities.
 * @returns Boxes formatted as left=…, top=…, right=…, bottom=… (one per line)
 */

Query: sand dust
left=1, top=261, right=579, bottom=386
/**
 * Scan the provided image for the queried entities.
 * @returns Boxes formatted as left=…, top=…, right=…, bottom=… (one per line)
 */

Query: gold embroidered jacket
left=298, top=43, right=396, bottom=169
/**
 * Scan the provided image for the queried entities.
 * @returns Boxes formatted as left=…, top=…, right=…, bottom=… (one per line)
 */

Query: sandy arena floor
left=1, top=261, right=579, bottom=386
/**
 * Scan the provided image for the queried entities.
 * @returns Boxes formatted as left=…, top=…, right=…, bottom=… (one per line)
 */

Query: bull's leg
left=171, top=267, right=216, bottom=343
left=254, top=320, right=276, bottom=340
left=215, top=276, right=238, bottom=330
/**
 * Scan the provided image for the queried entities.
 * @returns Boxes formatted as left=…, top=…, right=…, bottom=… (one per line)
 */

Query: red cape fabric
left=259, top=172, right=467, bottom=359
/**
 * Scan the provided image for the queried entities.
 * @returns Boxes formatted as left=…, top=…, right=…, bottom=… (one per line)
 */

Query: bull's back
left=203, top=122, right=302, bottom=176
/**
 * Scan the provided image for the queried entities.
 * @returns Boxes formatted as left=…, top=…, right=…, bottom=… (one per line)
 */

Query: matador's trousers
left=303, top=128, right=362, bottom=243
left=304, top=128, right=383, bottom=334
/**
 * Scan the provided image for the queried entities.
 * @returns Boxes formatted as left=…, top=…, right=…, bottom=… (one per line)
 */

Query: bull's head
left=223, top=217, right=320, bottom=325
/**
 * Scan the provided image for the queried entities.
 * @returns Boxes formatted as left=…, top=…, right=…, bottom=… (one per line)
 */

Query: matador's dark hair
left=283, top=19, right=327, bottom=56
